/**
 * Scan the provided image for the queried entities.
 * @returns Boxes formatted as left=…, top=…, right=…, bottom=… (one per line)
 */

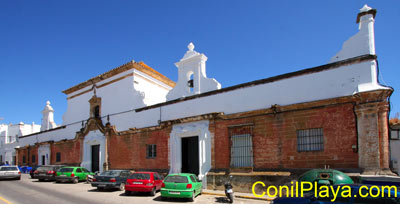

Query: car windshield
left=164, top=175, right=188, bottom=183
left=100, top=171, right=121, bottom=176
left=128, top=173, right=150, bottom=180
left=0, top=167, right=18, bottom=171
left=59, top=168, right=74, bottom=172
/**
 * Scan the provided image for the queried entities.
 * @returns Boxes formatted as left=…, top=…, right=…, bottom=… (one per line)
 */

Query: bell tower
left=166, top=42, right=221, bottom=101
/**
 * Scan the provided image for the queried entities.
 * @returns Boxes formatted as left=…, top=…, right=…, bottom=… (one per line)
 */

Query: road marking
left=0, top=196, right=12, bottom=204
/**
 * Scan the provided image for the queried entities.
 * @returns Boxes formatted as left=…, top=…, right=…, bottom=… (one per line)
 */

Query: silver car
left=0, top=166, right=21, bottom=180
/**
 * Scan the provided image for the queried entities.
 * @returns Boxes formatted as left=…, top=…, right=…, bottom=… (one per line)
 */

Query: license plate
left=5, top=172, right=15, bottom=175
left=227, top=189, right=233, bottom=193
left=98, top=184, right=106, bottom=187
left=60, top=175, right=67, bottom=177
left=133, top=182, right=142, bottom=184
left=169, top=191, right=180, bottom=195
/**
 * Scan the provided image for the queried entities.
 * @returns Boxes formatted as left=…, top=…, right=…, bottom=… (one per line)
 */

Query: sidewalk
left=202, top=189, right=275, bottom=201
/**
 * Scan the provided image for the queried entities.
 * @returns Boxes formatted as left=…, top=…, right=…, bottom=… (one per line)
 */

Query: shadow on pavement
left=215, top=196, right=232, bottom=203
left=88, top=188, right=120, bottom=193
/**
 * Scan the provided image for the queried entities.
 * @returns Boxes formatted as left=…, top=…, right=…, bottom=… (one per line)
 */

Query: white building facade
left=11, top=5, right=396, bottom=191
left=0, top=122, right=40, bottom=165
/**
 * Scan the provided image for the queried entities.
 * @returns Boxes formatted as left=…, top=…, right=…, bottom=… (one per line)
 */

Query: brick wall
left=17, top=145, right=38, bottom=166
left=213, top=102, right=358, bottom=170
left=51, top=141, right=81, bottom=166
left=108, top=128, right=170, bottom=171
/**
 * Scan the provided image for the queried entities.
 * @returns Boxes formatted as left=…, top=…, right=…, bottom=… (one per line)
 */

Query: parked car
left=30, top=166, right=39, bottom=179
left=55, top=167, right=94, bottom=183
left=160, top=173, right=202, bottom=202
left=0, top=166, right=21, bottom=180
left=34, top=165, right=66, bottom=181
left=271, top=184, right=400, bottom=204
left=125, top=172, right=163, bottom=196
left=91, top=170, right=130, bottom=191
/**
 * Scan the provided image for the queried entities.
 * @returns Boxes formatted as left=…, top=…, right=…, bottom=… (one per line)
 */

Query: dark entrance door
left=91, top=145, right=100, bottom=172
left=181, top=136, right=199, bottom=175
left=42, top=155, right=45, bottom=165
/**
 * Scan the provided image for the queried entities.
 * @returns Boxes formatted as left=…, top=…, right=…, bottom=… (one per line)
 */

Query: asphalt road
left=0, top=174, right=268, bottom=204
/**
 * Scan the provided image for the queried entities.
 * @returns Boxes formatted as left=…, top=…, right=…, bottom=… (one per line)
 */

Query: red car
left=125, top=172, right=163, bottom=196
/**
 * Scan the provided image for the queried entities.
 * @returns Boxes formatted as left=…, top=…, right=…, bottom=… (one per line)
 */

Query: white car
left=0, top=166, right=21, bottom=180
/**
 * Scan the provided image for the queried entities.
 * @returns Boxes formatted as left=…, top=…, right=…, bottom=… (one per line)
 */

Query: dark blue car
left=272, top=184, right=400, bottom=204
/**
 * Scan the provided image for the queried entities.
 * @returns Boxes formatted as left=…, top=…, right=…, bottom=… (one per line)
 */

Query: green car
left=160, top=173, right=202, bottom=202
left=55, top=166, right=94, bottom=183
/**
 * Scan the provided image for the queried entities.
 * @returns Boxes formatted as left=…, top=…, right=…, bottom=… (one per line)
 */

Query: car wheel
left=17, top=176, right=21, bottom=180
left=55, top=180, right=60, bottom=183
left=161, top=196, right=167, bottom=201
left=39, top=179, right=44, bottom=182
left=150, top=187, right=156, bottom=196
left=73, top=177, right=79, bottom=184
left=125, top=190, right=131, bottom=196
left=119, top=183, right=125, bottom=191
left=97, top=187, right=104, bottom=191
left=189, top=191, right=195, bottom=202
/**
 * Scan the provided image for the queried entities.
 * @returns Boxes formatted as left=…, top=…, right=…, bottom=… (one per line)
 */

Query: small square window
left=146, top=144, right=156, bottom=159
left=391, top=130, right=400, bottom=140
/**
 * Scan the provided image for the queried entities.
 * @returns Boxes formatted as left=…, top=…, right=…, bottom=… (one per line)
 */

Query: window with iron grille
left=32, top=155, right=36, bottom=163
left=146, top=144, right=156, bottom=159
left=297, top=128, right=324, bottom=152
left=22, top=156, right=26, bottom=163
left=56, top=152, right=61, bottom=162
left=229, top=125, right=253, bottom=168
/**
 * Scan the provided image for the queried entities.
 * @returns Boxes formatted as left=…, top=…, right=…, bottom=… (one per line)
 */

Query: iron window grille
left=56, top=152, right=61, bottom=162
left=229, top=125, right=254, bottom=168
left=297, top=128, right=324, bottom=152
left=146, top=144, right=157, bottom=159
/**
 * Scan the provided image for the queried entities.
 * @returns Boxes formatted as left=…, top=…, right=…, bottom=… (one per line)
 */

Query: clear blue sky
left=1, top=1, right=399, bottom=125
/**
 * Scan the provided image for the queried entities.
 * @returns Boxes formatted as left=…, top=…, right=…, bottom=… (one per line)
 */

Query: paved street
left=0, top=174, right=268, bottom=204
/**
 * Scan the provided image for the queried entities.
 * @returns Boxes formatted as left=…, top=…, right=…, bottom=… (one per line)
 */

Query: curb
left=236, top=195, right=273, bottom=201
left=202, top=191, right=273, bottom=201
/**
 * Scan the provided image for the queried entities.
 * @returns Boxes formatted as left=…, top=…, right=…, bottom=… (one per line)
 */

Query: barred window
left=56, top=152, right=61, bottom=162
left=146, top=144, right=156, bottom=159
left=229, top=125, right=253, bottom=168
left=297, top=128, right=324, bottom=152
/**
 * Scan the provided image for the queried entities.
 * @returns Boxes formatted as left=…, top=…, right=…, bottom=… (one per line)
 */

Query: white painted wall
left=169, top=120, right=211, bottom=188
left=81, top=130, right=105, bottom=172
left=167, top=42, right=221, bottom=101
left=0, top=123, right=40, bottom=164
left=330, top=5, right=375, bottom=63
left=62, top=68, right=172, bottom=126
left=38, top=144, right=51, bottom=165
